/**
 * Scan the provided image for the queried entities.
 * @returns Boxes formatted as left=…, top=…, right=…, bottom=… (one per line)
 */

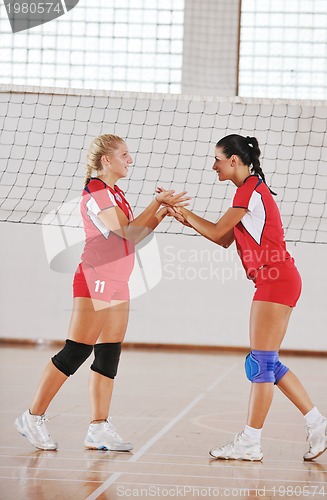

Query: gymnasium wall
left=1, top=221, right=326, bottom=352
left=182, top=0, right=240, bottom=96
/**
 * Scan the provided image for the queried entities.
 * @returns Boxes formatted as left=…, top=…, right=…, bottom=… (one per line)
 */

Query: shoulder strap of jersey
left=84, top=177, right=107, bottom=194
left=114, top=185, right=133, bottom=213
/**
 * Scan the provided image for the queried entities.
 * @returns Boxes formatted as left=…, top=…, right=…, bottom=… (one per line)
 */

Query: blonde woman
left=15, top=134, right=189, bottom=452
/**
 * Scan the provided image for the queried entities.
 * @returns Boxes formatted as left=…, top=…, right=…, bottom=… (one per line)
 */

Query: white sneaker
left=303, top=417, right=327, bottom=461
left=84, top=417, right=133, bottom=451
left=209, top=432, right=263, bottom=461
left=14, top=410, right=58, bottom=451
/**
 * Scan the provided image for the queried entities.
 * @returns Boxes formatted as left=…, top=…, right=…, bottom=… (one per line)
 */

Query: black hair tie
left=246, top=136, right=253, bottom=147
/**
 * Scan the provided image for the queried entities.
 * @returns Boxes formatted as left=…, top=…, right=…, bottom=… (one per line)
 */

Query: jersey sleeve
left=232, top=177, right=260, bottom=212
left=85, top=179, right=117, bottom=216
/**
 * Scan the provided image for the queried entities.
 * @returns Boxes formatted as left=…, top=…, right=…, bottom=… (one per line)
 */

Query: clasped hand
left=155, top=187, right=192, bottom=227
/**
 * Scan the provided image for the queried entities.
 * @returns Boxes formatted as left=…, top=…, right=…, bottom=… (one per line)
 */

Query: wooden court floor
left=0, top=345, right=326, bottom=500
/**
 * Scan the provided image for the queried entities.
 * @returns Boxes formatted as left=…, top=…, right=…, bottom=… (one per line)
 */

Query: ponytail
left=245, top=136, right=276, bottom=196
left=216, top=134, right=276, bottom=196
left=84, top=164, right=93, bottom=188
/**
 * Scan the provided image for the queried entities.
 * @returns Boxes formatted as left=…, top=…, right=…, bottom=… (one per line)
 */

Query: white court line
left=1, top=450, right=326, bottom=469
left=0, top=475, right=101, bottom=483
left=85, top=363, right=238, bottom=500
left=1, top=461, right=326, bottom=475
left=143, top=451, right=326, bottom=464
left=117, top=480, right=327, bottom=490
left=1, top=469, right=326, bottom=485
left=128, top=393, right=203, bottom=464
left=85, top=471, right=327, bottom=485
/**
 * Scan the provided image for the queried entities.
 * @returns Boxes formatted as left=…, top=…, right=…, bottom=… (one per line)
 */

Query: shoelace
left=230, top=432, right=244, bottom=446
left=104, top=418, right=123, bottom=442
left=212, top=435, right=239, bottom=451
left=214, top=433, right=252, bottom=450
left=305, top=425, right=313, bottom=449
left=36, top=415, right=51, bottom=440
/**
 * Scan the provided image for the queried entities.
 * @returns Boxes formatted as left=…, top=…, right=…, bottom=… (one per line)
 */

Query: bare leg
left=247, top=383, right=274, bottom=429
left=28, top=297, right=109, bottom=416
left=88, top=374, right=114, bottom=422
left=276, top=371, right=314, bottom=415
left=88, top=300, right=129, bottom=421
left=210, top=301, right=323, bottom=461
left=247, top=300, right=292, bottom=428
left=30, top=362, right=68, bottom=415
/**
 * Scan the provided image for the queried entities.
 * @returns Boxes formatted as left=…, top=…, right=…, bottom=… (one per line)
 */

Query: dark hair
left=216, top=134, right=276, bottom=195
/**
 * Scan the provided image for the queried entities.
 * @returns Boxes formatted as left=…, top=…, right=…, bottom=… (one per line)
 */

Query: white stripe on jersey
left=240, top=190, right=266, bottom=245
left=108, top=190, right=118, bottom=207
left=86, top=198, right=111, bottom=239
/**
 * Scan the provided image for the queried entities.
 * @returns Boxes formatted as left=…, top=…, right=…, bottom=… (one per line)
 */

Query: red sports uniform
left=73, top=178, right=135, bottom=303
left=232, top=175, right=302, bottom=307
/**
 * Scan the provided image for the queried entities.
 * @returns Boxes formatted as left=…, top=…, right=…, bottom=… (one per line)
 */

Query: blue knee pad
left=274, top=357, right=289, bottom=384
left=245, top=350, right=277, bottom=383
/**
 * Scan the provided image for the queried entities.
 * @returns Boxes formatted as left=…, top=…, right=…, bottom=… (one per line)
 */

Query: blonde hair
left=84, top=134, right=125, bottom=187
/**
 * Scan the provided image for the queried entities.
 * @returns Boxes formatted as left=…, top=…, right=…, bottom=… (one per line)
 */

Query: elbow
left=213, top=234, right=234, bottom=248
left=212, top=233, right=225, bottom=246
left=111, top=227, right=132, bottom=241
left=215, top=240, right=230, bottom=248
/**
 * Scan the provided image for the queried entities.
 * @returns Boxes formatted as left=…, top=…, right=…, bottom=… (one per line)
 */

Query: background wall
left=1, top=0, right=327, bottom=346
left=2, top=1, right=326, bottom=99
left=181, top=0, right=240, bottom=96
left=1, top=221, right=326, bottom=352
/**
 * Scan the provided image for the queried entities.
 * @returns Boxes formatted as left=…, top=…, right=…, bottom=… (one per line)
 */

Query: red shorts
left=252, top=260, right=302, bottom=307
left=73, top=263, right=130, bottom=303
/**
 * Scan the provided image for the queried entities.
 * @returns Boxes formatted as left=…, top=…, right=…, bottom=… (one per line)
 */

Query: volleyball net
left=0, top=84, right=326, bottom=244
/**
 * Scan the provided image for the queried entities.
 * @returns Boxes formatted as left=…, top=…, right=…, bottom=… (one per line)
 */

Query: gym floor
left=0, top=345, right=326, bottom=499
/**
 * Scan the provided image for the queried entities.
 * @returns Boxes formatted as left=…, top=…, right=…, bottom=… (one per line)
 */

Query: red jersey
left=79, top=178, right=135, bottom=281
left=232, top=175, right=291, bottom=278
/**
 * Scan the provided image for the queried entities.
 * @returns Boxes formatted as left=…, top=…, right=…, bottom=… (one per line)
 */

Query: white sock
left=304, top=407, right=324, bottom=426
left=244, top=424, right=262, bottom=441
left=89, top=421, right=106, bottom=428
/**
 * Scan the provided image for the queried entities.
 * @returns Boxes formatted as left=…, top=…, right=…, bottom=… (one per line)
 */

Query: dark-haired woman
left=168, top=134, right=326, bottom=461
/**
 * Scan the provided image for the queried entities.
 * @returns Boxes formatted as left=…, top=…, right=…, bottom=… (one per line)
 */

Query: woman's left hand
left=155, top=187, right=191, bottom=208
left=166, top=206, right=193, bottom=227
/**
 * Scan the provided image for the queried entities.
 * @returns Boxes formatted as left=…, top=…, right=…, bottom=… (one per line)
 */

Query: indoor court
left=0, top=1, right=326, bottom=499
left=0, top=346, right=326, bottom=499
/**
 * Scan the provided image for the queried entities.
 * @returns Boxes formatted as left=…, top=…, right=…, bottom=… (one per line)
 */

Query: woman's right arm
left=170, top=206, right=244, bottom=248
left=216, top=228, right=235, bottom=248
left=97, top=190, right=189, bottom=243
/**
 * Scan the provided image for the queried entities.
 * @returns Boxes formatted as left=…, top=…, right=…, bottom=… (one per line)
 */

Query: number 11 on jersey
left=95, top=280, right=105, bottom=293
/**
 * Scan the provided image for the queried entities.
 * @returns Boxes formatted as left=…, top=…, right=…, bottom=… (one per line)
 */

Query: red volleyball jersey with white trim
left=79, top=178, right=135, bottom=281
left=232, top=175, right=291, bottom=278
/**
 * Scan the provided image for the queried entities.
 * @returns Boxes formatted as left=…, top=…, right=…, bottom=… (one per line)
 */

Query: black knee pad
left=52, top=339, right=93, bottom=376
left=90, top=342, right=122, bottom=379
